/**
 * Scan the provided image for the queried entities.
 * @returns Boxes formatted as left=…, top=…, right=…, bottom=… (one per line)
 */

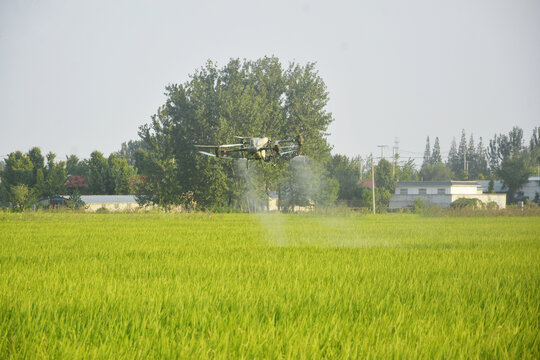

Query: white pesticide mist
left=287, top=155, right=321, bottom=211
left=234, top=159, right=287, bottom=245
left=234, top=156, right=359, bottom=247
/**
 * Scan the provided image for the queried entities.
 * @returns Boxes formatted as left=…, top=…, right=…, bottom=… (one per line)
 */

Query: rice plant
left=0, top=213, right=538, bottom=358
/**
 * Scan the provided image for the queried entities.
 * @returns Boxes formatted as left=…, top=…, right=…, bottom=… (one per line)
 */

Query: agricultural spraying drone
left=194, top=135, right=304, bottom=164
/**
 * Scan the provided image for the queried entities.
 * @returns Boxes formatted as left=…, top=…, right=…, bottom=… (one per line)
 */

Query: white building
left=517, top=177, right=540, bottom=201
left=389, top=181, right=506, bottom=209
left=477, top=177, right=540, bottom=202
left=80, top=195, right=141, bottom=212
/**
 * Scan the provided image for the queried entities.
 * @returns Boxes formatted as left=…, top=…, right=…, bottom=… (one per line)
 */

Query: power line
left=377, top=145, right=388, bottom=159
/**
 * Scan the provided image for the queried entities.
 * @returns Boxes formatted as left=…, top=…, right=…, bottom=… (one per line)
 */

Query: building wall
left=394, top=186, right=450, bottom=195
left=389, top=193, right=506, bottom=209
left=521, top=180, right=540, bottom=200
left=448, top=186, right=482, bottom=195
left=389, top=194, right=452, bottom=208
left=395, top=183, right=482, bottom=196
left=450, top=194, right=506, bottom=208
left=84, top=202, right=141, bottom=212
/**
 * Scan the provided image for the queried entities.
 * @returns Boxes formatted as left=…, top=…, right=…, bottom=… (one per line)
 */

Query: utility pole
left=371, top=153, right=376, bottom=214
left=393, top=138, right=399, bottom=178
left=392, top=147, right=395, bottom=178
left=358, top=157, right=363, bottom=181
left=377, top=145, right=387, bottom=159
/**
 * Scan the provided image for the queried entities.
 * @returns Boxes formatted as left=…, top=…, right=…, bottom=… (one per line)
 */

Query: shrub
left=486, top=201, right=499, bottom=210
left=413, top=198, right=425, bottom=213
left=450, top=198, right=482, bottom=209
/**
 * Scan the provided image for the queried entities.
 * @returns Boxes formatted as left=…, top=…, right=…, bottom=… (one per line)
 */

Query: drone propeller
left=278, top=145, right=297, bottom=150
left=198, top=151, right=217, bottom=157
left=197, top=151, right=235, bottom=160
left=220, top=143, right=244, bottom=148
left=194, top=143, right=243, bottom=148
left=280, top=150, right=297, bottom=156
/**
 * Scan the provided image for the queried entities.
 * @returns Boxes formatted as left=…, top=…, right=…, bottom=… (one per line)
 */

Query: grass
left=0, top=212, right=539, bottom=358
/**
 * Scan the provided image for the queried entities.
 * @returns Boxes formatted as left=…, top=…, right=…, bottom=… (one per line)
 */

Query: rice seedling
left=0, top=213, right=538, bottom=358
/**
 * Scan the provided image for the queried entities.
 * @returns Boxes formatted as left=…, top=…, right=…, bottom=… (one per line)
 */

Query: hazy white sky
left=1, top=0, right=539, bottom=162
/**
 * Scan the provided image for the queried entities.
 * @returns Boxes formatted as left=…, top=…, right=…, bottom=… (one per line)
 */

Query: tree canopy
left=135, top=57, right=334, bottom=209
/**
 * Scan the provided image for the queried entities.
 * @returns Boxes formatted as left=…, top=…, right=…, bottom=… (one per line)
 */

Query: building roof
left=476, top=180, right=506, bottom=193
left=79, top=195, right=138, bottom=204
left=396, top=181, right=480, bottom=187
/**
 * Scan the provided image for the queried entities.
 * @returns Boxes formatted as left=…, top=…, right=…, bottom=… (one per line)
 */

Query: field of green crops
left=1, top=212, right=539, bottom=359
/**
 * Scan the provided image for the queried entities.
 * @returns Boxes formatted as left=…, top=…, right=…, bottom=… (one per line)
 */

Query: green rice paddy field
left=0, top=212, right=539, bottom=359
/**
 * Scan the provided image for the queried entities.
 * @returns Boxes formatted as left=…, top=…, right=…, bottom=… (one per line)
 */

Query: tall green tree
left=86, top=151, right=111, bottom=195
left=28, top=147, right=45, bottom=186
left=472, top=137, right=489, bottom=179
left=327, top=154, right=363, bottom=203
left=137, top=57, right=334, bottom=209
left=43, top=152, right=67, bottom=196
left=422, top=137, right=430, bottom=169
left=498, top=155, right=530, bottom=203
left=396, top=159, right=417, bottom=182
left=447, top=137, right=459, bottom=176
left=431, top=137, right=442, bottom=165
left=419, top=163, right=454, bottom=181
left=1, top=152, right=35, bottom=205
left=487, top=126, right=524, bottom=173
left=10, top=184, right=30, bottom=211
left=456, top=130, right=468, bottom=179
left=374, top=158, right=394, bottom=210
left=108, top=154, right=136, bottom=194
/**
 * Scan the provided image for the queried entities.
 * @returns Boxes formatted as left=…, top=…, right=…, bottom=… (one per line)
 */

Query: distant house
left=520, top=177, right=540, bottom=201
left=389, top=181, right=506, bottom=209
left=36, top=195, right=70, bottom=209
left=80, top=195, right=140, bottom=212
left=477, top=177, right=540, bottom=202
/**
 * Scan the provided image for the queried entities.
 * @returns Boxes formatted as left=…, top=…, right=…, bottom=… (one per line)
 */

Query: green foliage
left=10, top=184, right=30, bottom=211
left=44, top=152, right=67, bottom=197
left=488, top=126, right=524, bottom=173
left=422, top=136, right=430, bottom=168
left=326, top=154, right=363, bottom=203
left=117, top=140, right=147, bottom=166
left=374, top=158, right=394, bottom=209
left=135, top=151, right=182, bottom=210
left=430, top=137, right=442, bottom=165
left=450, top=198, right=482, bottom=209
left=108, top=154, right=136, bottom=195
left=486, top=201, right=499, bottom=210
left=0, top=181, right=8, bottom=205
left=136, top=57, right=334, bottom=209
left=419, top=163, right=454, bottom=181
left=86, top=151, right=111, bottom=195
left=498, top=155, right=531, bottom=203
left=396, top=159, right=417, bottom=181
left=413, top=197, right=425, bottom=213
left=2, top=151, right=34, bottom=189
left=68, top=189, right=86, bottom=210
left=488, top=178, right=495, bottom=193
left=278, top=157, right=339, bottom=211
left=28, top=147, right=45, bottom=186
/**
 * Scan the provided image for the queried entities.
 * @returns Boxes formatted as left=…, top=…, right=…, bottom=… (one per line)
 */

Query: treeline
left=417, top=126, right=539, bottom=202
left=0, top=149, right=136, bottom=210
left=1, top=57, right=538, bottom=211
